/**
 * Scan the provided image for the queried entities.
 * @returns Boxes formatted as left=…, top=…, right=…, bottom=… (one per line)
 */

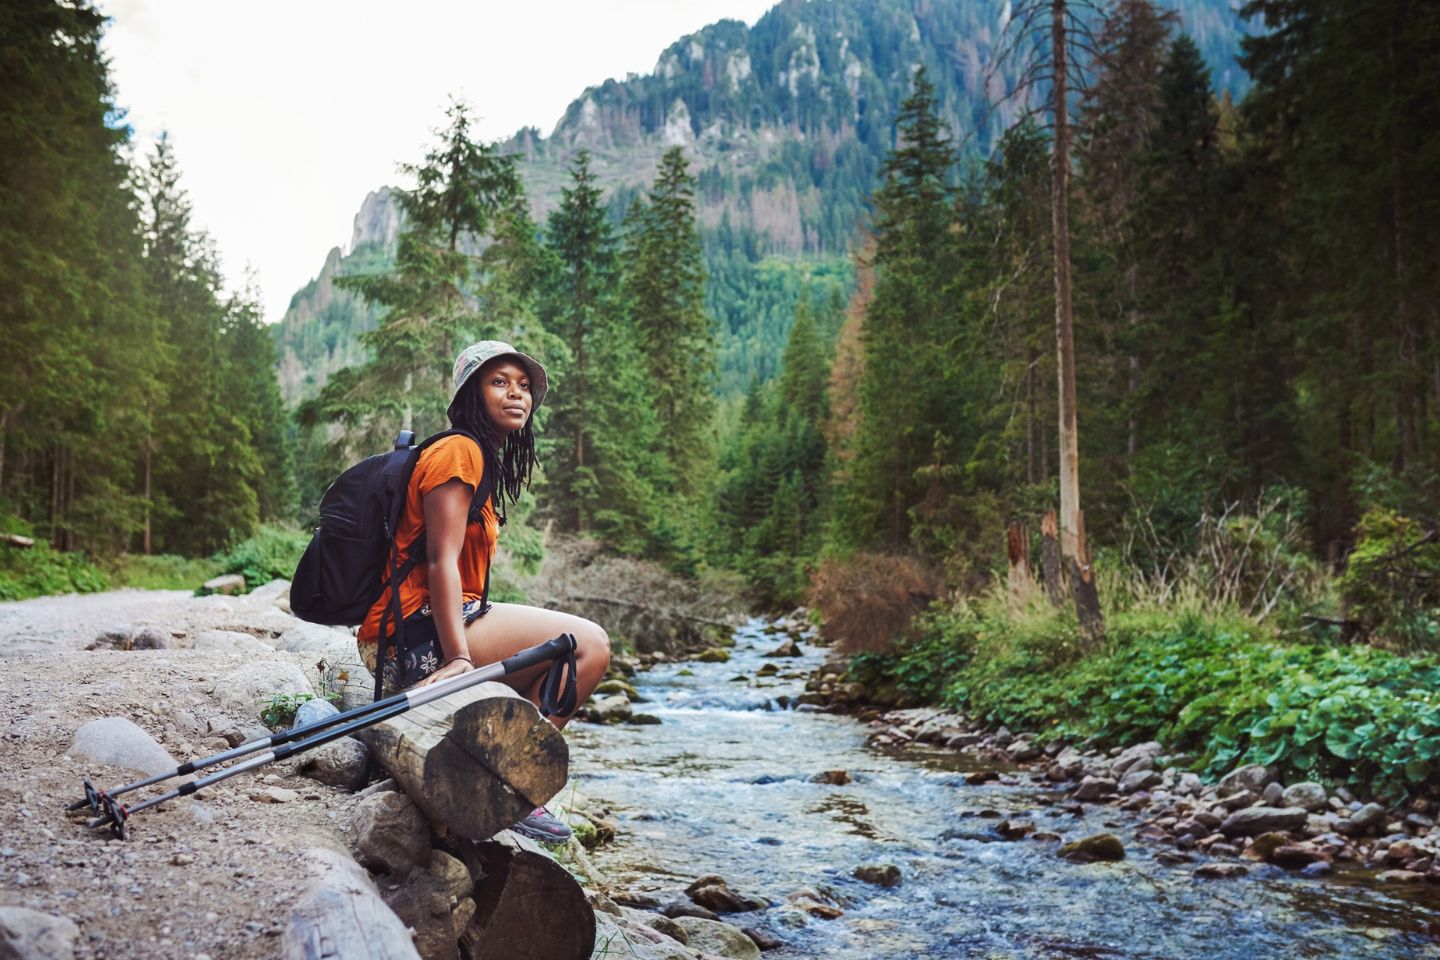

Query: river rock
left=1244, top=832, right=1291, bottom=861
left=193, top=629, right=273, bottom=653
left=594, top=913, right=694, bottom=960
left=595, top=678, right=640, bottom=700
left=293, top=737, right=369, bottom=790
left=0, top=906, right=79, bottom=960
left=1073, top=776, right=1116, bottom=800
left=587, top=694, right=633, bottom=724
left=1119, top=769, right=1163, bottom=795
left=1282, top=782, right=1328, bottom=812
left=1334, top=804, right=1383, bottom=837
left=813, top=770, right=851, bottom=785
left=1110, top=741, right=1162, bottom=777
left=1177, top=772, right=1204, bottom=798
left=66, top=716, right=178, bottom=776
left=201, top=573, right=246, bottom=595
left=211, top=661, right=313, bottom=717
left=661, top=901, right=719, bottom=921
left=853, top=862, right=902, bottom=886
left=1008, top=738, right=1042, bottom=761
left=741, top=926, right=785, bottom=951
left=1220, top=806, right=1308, bottom=837
left=1059, top=833, right=1125, bottom=862
left=1271, top=843, right=1329, bottom=869
left=1218, top=764, right=1274, bottom=796
left=695, top=647, right=731, bottom=663
left=1195, top=863, right=1249, bottom=879
left=1377, top=869, right=1425, bottom=883
left=1261, top=782, right=1286, bottom=806
left=763, top=639, right=801, bottom=658
left=755, top=662, right=779, bottom=677
left=347, top=789, right=431, bottom=876
left=686, top=875, right=766, bottom=913
left=670, top=917, right=761, bottom=960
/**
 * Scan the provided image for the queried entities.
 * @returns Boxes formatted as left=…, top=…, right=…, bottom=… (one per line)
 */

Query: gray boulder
left=1073, top=776, right=1116, bottom=801
left=0, top=907, right=79, bottom=960
left=292, top=698, right=340, bottom=729
left=193, top=629, right=272, bottom=654
left=1282, top=781, right=1329, bottom=813
left=274, top=623, right=356, bottom=659
left=211, top=660, right=313, bottom=717
left=1109, top=741, right=1162, bottom=777
left=1118, top=769, right=1163, bottom=795
left=671, top=916, right=762, bottom=960
left=592, top=912, right=694, bottom=960
left=66, top=717, right=177, bottom=776
left=1218, top=764, right=1274, bottom=796
left=201, top=573, right=246, bottom=595
left=347, top=788, right=431, bottom=876
left=587, top=694, right=633, bottom=724
left=293, top=738, right=369, bottom=790
left=1337, top=802, right=1387, bottom=835
left=1219, top=806, right=1308, bottom=837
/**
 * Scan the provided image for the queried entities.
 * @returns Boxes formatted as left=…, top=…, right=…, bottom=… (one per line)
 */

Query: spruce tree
left=622, top=148, right=715, bottom=501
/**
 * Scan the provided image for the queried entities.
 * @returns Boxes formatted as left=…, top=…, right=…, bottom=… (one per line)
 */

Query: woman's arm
left=415, top=477, right=475, bottom=687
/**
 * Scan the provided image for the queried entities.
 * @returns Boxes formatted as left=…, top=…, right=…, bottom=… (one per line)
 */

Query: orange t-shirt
left=357, top=435, right=499, bottom=670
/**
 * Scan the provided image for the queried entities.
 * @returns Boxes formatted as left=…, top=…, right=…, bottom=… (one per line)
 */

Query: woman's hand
left=416, top=656, right=474, bottom=688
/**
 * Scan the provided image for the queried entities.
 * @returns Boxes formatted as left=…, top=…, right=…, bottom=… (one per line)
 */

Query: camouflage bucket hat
left=449, top=340, right=549, bottom=418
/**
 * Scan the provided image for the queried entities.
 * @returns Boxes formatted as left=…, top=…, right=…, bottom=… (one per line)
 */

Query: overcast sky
left=98, top=0, right=778, bottom=324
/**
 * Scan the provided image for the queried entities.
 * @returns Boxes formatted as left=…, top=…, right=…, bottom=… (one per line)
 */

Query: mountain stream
left=569, top=619, right=1440, bottom=959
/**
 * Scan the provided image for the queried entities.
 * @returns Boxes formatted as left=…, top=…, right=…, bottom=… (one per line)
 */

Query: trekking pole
left=70, top=632, right=578, bottom=839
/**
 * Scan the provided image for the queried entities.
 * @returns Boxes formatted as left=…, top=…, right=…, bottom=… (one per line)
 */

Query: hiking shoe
left=511, top=806, right=572, bottom=844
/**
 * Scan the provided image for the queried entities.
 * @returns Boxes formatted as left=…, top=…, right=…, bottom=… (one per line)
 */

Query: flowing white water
left=570, top=619, right=1440, bottom=959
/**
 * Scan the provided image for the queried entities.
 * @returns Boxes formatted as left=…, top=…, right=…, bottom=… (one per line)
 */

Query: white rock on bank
left=0, top=906, right=80, bottom=960
left=210, top=661, right=313, bottom=717
left=66, top=717, right=178, bottom=776
left=193, top=630, right=272, bottom=654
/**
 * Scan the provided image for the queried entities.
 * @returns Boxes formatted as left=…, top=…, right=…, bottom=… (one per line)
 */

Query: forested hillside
left=272, top=0, right=1248, bottom=401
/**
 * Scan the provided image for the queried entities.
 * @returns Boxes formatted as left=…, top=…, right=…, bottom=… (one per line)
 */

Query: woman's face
left=478, top=359, right=532, bottom=435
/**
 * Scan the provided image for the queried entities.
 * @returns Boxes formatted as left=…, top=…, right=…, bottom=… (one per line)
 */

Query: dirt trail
left=0, top=586, right=367, bottom=960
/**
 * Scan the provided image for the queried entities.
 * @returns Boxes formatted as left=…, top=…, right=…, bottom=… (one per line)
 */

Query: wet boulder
left=1073, top=776, right=1116, bottom=800
left=1220, top=806, right=1308, bottom=837
left=1059, top=833, right=1125, bottom=862
left=671, top=916, right=762, bottom=960
left=763, top=638, right=802, bottom=658
left=853, top=863, right=902, bottom=886
left=686, top=875, right=767, bottom=913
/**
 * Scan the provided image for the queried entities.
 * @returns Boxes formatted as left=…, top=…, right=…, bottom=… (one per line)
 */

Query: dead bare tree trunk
left=1040, top=510, right=1065, bottom=606
left=1050, top=0, right=1105, bottom=641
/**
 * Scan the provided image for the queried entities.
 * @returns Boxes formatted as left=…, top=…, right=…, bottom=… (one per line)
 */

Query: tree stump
left=1040, top=511, right=1064, bottom=606
left=456, top=831, right=596, bottom=960
left=359, top=682, right=568, bottom=843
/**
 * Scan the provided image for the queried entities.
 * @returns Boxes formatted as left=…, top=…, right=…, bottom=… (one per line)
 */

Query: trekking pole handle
left=500, top=632, right=577, bottom=676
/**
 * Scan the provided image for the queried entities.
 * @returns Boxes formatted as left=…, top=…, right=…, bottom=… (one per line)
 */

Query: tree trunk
left=143, top=440, right=153, bottom=556
left=359, top=682, right=568, bottom=843
left=455, top=831, right=595, bottom=960
left=1026, top=346, right=1037, bottom=485
left=1006, top=521, right=1033, bottom=609
left=1040, top=510, right=1064, bottom=607
left=1051, top=0, right=1104, bottom=640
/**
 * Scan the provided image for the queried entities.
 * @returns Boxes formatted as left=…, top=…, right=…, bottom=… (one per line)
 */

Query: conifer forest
left=4, top=0, right=1440, bottom=808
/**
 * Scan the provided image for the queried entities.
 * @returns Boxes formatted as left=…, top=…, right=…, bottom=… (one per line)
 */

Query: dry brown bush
left=810, top=552, right=943, bottom=655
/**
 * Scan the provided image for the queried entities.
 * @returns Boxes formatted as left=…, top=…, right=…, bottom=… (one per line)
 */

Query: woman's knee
left=576, top=619, right=611, bottom=671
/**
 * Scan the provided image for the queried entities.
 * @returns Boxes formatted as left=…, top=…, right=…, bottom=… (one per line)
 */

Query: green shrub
left=851, top=599, right=1440, bottom=800
left=1339, top=506, right=1440, bottom=652
left=0, top=539, right=109, bottom=601
left=103, top=553, right=221, bottom=591
left=212, top=525, right=310, bottom=592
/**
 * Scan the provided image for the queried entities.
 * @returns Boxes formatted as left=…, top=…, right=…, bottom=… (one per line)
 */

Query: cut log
left=282, top=847, right=421, bottom=960
left=360, top=682, right=568, bottom=843
left=456, top=831, right=595, bottom=960
left=1, top=533, right=34, bottom=548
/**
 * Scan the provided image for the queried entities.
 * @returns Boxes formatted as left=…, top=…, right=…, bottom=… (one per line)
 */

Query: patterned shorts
left=379, top=598, right=489, bottom=693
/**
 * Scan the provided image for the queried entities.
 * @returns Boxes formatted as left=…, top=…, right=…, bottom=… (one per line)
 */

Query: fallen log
left=359, top=681, right=568, bottom=843
left=456, top=831, right=596, bottom=960
left=283, top=847, right=421, bottom=960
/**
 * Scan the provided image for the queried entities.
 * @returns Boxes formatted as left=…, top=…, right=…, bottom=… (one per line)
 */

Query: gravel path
left=0, top=586, right=370, bottom=960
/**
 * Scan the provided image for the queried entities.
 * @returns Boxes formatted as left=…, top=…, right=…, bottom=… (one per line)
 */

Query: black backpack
left=290, top=428, right=495, bottom=700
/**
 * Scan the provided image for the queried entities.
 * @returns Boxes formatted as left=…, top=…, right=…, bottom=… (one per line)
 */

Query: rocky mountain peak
left=349, top=186, right=402, bottom=253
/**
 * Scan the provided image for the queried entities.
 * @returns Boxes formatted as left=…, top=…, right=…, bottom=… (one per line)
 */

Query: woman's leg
left=463, top=601, right=610, bottom=730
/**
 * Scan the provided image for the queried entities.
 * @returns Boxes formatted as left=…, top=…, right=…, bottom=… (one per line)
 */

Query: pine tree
left=622, top=148, right=715, bottom=501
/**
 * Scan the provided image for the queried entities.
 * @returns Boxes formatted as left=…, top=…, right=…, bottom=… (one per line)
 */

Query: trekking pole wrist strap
left=500, top=633, right=579, bottom=718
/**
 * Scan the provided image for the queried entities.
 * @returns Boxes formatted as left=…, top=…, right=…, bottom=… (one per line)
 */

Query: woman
left=356, top=340, right=611, bottom=843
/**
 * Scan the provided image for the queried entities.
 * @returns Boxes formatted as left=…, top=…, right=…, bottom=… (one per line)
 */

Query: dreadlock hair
left=448, top=371, right=538, bottom=526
